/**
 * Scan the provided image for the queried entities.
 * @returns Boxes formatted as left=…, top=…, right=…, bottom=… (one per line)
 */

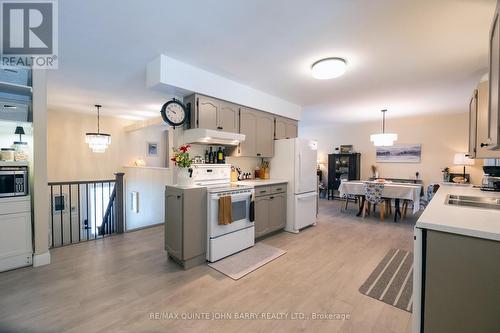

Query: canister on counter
left=12, top=142, right=29, bottom=161
left=1, top=148, right=15, bottom=161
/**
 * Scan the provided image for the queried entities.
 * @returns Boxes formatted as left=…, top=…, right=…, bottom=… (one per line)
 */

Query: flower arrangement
left=171, top=144, right=193, bottom=168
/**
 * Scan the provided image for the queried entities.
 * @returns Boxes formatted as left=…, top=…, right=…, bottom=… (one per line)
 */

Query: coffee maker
left=481, top=166, right=500, bottom=192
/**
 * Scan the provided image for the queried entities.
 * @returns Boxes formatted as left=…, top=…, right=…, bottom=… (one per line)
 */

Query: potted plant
left=442, top=167, right=450, bottom=182
left=171, top=144, right=194, bottom=185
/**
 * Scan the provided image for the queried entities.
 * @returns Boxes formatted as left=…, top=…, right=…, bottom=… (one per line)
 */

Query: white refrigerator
left=270, top=138, right=318, bottom=233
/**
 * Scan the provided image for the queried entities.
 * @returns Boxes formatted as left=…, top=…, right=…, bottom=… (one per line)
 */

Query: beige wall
left=301, top=112, right=484, bottom=186
left=47, top=110, right=135, bottom=181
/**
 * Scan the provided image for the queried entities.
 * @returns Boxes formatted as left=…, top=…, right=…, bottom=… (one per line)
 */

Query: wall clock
left=160, top=98, right=187, bottom=128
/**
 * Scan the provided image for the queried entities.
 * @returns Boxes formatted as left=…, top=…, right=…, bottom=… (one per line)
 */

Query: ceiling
left=48, top=0, right=497, bottom=124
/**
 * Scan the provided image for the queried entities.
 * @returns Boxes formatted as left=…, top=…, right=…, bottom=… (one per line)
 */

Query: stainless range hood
left=182, top=128, right=245, bottom=146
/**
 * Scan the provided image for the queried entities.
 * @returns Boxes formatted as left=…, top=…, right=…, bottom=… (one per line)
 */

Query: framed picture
left=147, top=142, right=158, bottom=156
left=376, top=144, right=421, bottom=163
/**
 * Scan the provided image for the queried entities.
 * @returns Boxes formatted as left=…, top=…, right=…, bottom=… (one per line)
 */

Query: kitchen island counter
left=417, top=185, right=500, bottom=242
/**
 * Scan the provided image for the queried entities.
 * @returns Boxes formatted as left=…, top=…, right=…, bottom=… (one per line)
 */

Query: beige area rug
left=208, top=243, right=286, bottom=280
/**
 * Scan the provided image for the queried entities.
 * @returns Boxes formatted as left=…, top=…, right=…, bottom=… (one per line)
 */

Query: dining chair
left=363, top=182, right=386, bottom=221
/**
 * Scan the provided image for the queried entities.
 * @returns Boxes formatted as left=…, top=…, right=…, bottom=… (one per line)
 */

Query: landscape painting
left=376, top=144, right=421, bottom=163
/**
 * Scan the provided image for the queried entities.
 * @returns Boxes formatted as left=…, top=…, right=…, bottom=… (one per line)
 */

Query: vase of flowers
left=171, top=144, right=194, bottom=186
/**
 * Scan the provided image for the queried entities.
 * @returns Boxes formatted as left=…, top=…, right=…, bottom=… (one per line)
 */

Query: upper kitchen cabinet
left=238, top=108, right=274, bottom=157
left=275, top=116, right=298, bottom=140
left=185, top=94, right=239, bottom=133
left=218, top=101, right=239, bottom=133
left=256, top=112, right=274, bottom=157
left=467, top=88, right=478, bottom=158
left=239, top=107, right=258, bottom=156
left=487, top=5, right=500, bottom=150
left=473, top=79, right=500, bottom=158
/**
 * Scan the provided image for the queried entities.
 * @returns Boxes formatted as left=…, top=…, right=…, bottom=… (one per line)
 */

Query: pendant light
left=370, top=109, right=398, bottom=146
left=85, top=105, right=111, bottom=153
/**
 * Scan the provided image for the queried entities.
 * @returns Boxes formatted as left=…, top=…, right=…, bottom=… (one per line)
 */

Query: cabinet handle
left=260, top=190, right=267, bottom=193
left=257, top=153, right=261, bottom=156
left=270, top=196, right=274, bottom=199
left=276, top=188, right=282, bottom=191
left=480, top=143, right=489, bottom=148
left=217, top=126, right=223, bottom=130
left=176, top=195, right=181, bottom=199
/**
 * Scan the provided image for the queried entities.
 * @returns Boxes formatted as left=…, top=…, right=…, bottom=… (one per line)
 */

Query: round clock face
left=161, top=100, right=186, bottom=127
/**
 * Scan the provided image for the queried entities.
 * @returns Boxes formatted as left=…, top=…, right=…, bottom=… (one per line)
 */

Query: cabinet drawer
left=0, top=67, right=30, bottom=86
left=0, top=197, right=30, bottom=215
left=270, top=184, right=286, bottom=194
left=254, top=186, right=272, bottom=197
left=0, top=99, right=30, bottom=122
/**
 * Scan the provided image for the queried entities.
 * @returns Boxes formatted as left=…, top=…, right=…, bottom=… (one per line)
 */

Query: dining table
left=338, top=180, right=422, bottom=221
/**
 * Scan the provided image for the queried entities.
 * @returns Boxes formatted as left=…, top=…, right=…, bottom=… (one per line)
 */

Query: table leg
left=394, top=198, right=401, bottom=222
left=356, top=196, right=365, bottom=217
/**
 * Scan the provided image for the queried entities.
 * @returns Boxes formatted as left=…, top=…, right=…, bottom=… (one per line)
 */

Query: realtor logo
left=0, top=0, right=58, bottom=68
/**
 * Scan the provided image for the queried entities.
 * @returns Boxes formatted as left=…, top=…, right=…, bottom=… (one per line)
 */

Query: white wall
left=124, top=166, right=172, bottom=230
left=301, top=112, right=484, bottom=186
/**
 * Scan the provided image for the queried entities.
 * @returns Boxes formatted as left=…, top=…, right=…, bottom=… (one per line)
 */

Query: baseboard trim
left=33, top=250, right=51, bottom=267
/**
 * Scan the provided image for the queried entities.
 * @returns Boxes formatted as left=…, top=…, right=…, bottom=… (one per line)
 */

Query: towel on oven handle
left=249, top=194, right=255, bottom=222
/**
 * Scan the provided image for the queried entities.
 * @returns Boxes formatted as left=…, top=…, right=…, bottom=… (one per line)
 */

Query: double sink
left=447, top=194, right=500, bottom=210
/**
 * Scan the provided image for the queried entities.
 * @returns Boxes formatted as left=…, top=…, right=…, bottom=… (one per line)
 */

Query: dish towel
left=218, top=196, right=233, bottom=225
left=249, top=194, right=255, bottom=222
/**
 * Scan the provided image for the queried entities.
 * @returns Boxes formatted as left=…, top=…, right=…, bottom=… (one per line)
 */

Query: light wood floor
left=0, top=199, right=416, bottom=333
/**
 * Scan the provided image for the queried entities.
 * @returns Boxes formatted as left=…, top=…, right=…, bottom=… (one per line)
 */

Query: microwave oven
left=0, top=166, right=28, bottom=197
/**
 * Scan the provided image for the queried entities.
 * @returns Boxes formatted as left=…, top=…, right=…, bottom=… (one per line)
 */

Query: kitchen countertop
left=416, top=185, right=500, bottom=241
left=233, top=179, right=288, bottom=186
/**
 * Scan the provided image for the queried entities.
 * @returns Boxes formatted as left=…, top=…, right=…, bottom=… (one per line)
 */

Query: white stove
left=191, top=164, right=255, bottom=262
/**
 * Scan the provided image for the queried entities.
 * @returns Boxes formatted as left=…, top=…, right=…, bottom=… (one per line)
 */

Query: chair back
left=427, top=183, right=440, bottom=201
left=364, top=182, right=384, bottom=204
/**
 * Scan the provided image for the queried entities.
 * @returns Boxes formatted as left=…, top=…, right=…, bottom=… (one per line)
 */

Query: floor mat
left=359, top=248, right=413, bottom=312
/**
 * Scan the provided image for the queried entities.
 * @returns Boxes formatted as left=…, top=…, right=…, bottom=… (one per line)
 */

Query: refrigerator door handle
left=296, top=192, right=317, bottom=199
left=298, top=153, right=301, bottom=192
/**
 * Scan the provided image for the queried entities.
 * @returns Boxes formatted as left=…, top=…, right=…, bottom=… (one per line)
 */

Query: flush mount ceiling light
left=85, top=104, right=111, bottom=153
left=311, top=57, right=347, bottom=79
left=370, top=109, right=398, bottom=147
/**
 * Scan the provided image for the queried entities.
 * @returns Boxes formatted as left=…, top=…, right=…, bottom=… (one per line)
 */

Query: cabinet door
left=165, top=193, right=183, bottom=259
left=275, top=117, right=287, bottom=140
left=0, top=211, right=31, bottom=259
left=218, top=102, right=239, bottom=133
left=488, top=9, right=500, bottom=149
left=476, top=81, right=500, bottom=158
left=285, top=120, right=298, bottom=139
left=256, top=113, right=275, bottom=157
left=197, top=96, right=218, bottom=130
left=239, top=108, right=257, bottom=157
left=268, top=193, right=286, bottom=231
left=467, top=90, right=478, bottom=158
left=254, top=196, right=270, bottom=238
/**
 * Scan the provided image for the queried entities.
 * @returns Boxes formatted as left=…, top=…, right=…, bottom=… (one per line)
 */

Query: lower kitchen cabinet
left=254, top=184, right=286, bottom=238
left=165, top=185, right=207, bottom=269
left=0, top=196, right=32, bottom=272
left=414, top=228, right=500, bottom=332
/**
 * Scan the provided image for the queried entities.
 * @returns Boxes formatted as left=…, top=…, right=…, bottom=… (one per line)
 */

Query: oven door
left=0, top=172, right=16, bottom=197
left=209, top=191, right=253, bottom=239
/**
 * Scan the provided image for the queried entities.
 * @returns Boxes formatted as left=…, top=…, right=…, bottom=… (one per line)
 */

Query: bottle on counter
left=217, top=147, right=223, bottom=164
left=211, top=147, right=217, bottom=164
left=205, top=149, right=209, bottom=164
left=208, top=147, right=213, bottom=164
left=222, top=148, right=226, bottom=164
